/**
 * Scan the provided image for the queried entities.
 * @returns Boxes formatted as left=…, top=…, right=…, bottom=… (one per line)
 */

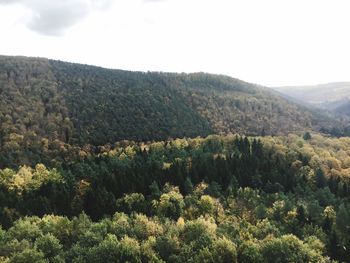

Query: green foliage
left=154, top=186, right=184, bottom=220
left=197, top=195, right=215, bottom=216
left=238, top=240, right=264, bottom=263
left=9, top=248, right=47, bottom=263
left=0, top=202, right=333, bottom=263
left=196, top=237, right=237, bottom=263
left=260, top=235, right=326, bottom=263
left=35, top=234, right=63, bottom=260
left=116, top=193, right=146, bottom=214
left=1, top=131, right=350, bottom=261
left=181, top=217, right=216, bottom=250
left=87, top=234, right=120, bottom=263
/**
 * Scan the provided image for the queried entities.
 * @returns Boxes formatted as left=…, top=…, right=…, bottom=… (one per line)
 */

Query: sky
left=0, top=0, right=349, bottom=87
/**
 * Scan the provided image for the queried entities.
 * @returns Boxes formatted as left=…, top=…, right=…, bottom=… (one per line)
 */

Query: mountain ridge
left=0, top=55, right=342, bottom=167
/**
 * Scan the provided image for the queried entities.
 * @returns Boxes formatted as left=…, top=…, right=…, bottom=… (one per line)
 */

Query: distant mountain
left=273, top=82, right=350, bottom=116
left=0, top=55, right=342, bottom=167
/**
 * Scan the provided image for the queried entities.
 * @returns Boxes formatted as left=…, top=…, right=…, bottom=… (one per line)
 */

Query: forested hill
left=0, top=55, right=338, bottom=166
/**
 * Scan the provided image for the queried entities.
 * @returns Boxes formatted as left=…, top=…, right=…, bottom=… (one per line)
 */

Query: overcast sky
left=0, top=0, right=349, bottom=86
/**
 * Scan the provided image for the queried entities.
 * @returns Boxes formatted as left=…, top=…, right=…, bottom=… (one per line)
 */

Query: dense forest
left=0, top=55, right=345, bottom=168
left=1, top=134, right=350, bottom=262
left=1, top=56, right=350, bottom=262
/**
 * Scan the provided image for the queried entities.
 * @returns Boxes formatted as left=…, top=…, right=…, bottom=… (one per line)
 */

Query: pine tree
left=315, top=168, right=326, bottom=188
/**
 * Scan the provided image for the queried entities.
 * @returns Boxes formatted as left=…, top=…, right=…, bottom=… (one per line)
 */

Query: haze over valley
left=274, top=82, right=350, bottom=117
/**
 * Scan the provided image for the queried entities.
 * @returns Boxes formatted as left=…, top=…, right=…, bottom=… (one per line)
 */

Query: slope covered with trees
left=0, top=55, right=341, bottom=168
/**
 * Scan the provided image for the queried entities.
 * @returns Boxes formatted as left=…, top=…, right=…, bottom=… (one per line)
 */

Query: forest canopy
left=0, top=134, right=350, bottom=262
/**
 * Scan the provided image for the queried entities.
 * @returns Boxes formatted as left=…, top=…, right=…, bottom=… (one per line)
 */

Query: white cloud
left=0, top=0, right=113, bottom=36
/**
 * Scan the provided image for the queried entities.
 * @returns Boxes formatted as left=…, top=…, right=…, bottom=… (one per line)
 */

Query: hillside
left=0, top=55, right=340, bottom=167
left=274, top=82, right=350, bottom=116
